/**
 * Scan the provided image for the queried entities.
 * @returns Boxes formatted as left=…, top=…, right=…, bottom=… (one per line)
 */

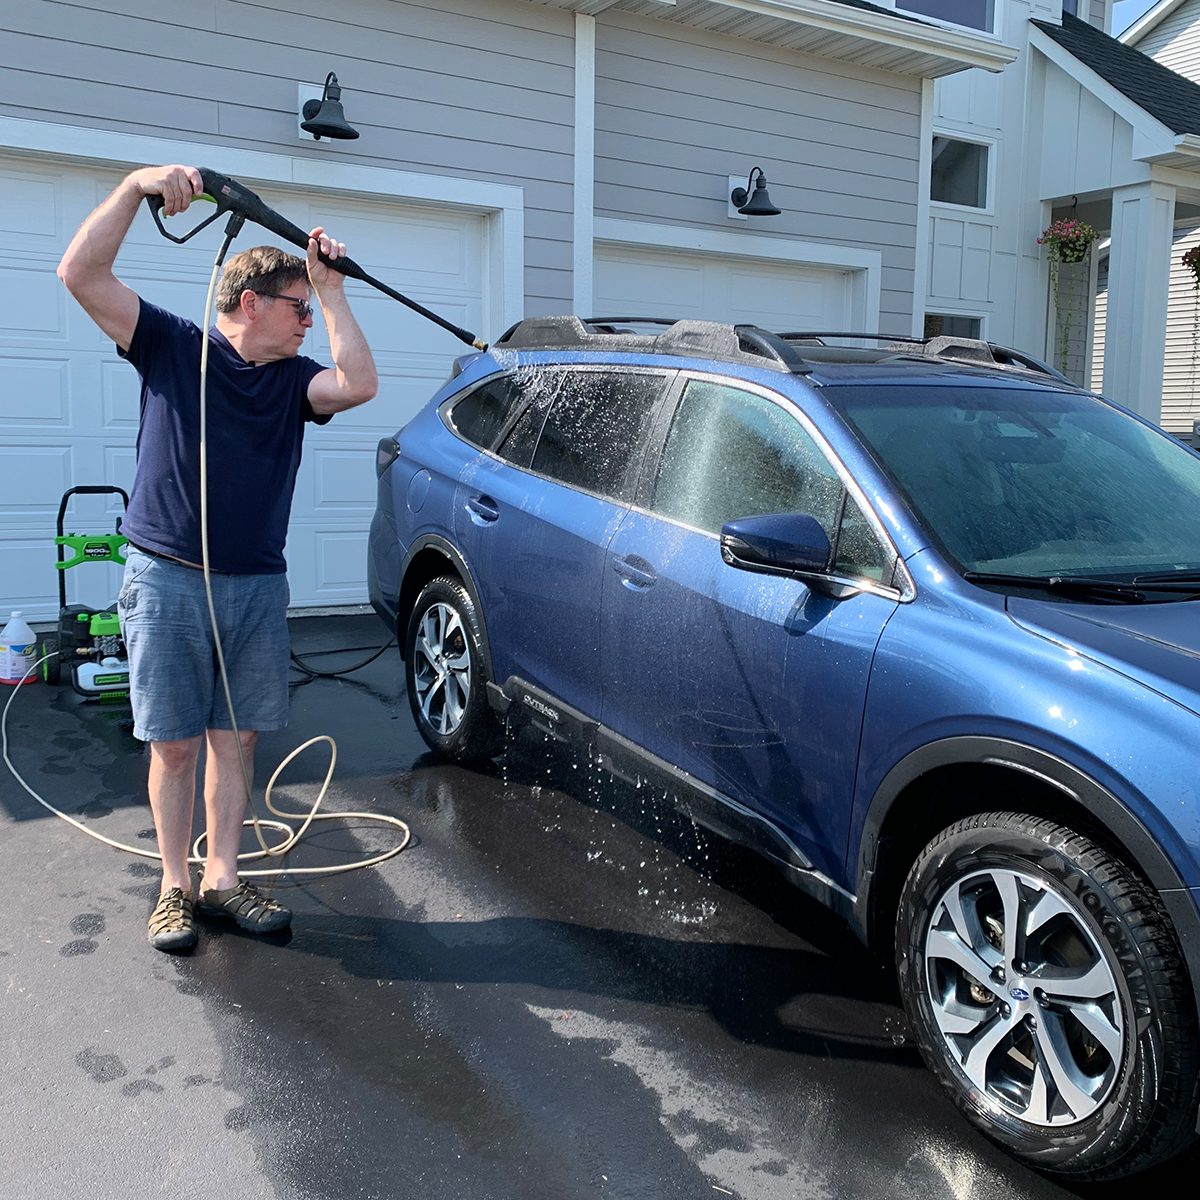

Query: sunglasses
left=256, top=292, right=314, bottom=321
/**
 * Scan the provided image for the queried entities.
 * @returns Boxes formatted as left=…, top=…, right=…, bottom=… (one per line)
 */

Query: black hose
left=290, top=638, right=396, bottom=679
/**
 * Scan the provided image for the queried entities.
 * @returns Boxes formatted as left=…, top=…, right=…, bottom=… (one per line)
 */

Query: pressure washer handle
left=145, top=168, right=487, bottom=350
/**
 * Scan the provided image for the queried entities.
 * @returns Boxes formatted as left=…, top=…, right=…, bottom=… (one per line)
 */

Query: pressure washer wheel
left=38, top=634, right=61, bottom=686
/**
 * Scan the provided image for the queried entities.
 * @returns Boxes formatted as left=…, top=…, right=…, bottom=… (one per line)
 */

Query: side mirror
left=720, top=512, right=831, bottom=576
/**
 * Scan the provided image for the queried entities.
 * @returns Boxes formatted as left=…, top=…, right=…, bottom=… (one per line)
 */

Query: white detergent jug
left=0, top=611, right=38, bottom=686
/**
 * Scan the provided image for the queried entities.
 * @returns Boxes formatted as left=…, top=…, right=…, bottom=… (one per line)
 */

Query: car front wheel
left=404, top=576, right=502, bottom=764
left=896, top=811, right=1198, bottom=1180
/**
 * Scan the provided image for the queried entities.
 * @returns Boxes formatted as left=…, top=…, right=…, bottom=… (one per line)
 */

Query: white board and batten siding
left=591, top=12, right=908, bottom=330
left=0, top=0, right=576, bottom=619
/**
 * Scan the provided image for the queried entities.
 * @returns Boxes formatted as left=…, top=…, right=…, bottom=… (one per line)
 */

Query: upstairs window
left=899, top=1, right=994, bottom=32
left=931, top=137, right=989, bottom=209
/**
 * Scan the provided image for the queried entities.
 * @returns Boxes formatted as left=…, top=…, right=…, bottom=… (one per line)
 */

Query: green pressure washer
left=40, top=486, right=132, bottom=703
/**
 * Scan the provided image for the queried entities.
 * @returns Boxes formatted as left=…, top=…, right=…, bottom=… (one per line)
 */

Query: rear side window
left=449, top=376, right=526, bottom=450
left=530, top=371, right=666, bottom=501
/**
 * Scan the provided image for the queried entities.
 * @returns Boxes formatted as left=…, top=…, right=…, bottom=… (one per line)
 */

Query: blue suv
left=369, top=317, right=1200, bottom=1180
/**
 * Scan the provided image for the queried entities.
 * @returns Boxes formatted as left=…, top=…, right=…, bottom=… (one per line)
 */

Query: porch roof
left=1033, top=12, right=1200, bottom=136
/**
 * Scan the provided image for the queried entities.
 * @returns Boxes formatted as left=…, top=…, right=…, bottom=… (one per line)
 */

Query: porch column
left=1103, top=181, right=1175, bottom=421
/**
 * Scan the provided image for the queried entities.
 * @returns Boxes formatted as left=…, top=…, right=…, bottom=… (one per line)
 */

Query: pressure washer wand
left=145, top=167, right=488, bottom=351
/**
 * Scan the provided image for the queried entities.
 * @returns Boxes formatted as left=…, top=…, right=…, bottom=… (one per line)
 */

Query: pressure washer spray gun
left=145, top=166, right=489, bottom=351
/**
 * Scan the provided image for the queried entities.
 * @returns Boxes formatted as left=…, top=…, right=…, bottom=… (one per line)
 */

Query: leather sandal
left=197, top=881, right=291, bottom=933
left=148, top=887, right=198, bottom=952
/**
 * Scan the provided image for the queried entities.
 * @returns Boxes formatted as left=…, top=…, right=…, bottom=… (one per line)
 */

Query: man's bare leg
left=148, top=736, right=203, bottom=895
left=199, top=728, right=258, bottom=892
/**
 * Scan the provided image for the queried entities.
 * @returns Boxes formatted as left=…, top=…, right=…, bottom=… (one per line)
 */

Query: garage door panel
left=0, top=167, right=65, bottom=245
left=595, top=243, right=854, bottom=334
left=100, top=359, right=142, bottom=430
left=595, top=252, right=707, bottom=319
left=281, top=526, right=372, bottom=606
left=726, top=262, right=851, bottom=330
left=0, top=442, right=77, bottom=525
left=0, top=264, right=71, bottom=343
left=309, top=444, right=379, bottom=515
left=0, top=355, right=72, bottom=425
left=304, top=200, right=484, bottom=288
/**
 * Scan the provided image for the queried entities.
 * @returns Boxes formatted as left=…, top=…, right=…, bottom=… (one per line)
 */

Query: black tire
left=38, top=635, right=60, bottom=686
left=404, top=576, right=502, bottom=764
left=896, top=811, right=1199, bottom=1181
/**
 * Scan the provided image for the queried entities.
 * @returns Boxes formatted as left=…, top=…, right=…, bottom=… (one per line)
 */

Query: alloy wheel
left=411, top=601, right=471, bottom=735
left=923, top=866, right=1123, bottom=1127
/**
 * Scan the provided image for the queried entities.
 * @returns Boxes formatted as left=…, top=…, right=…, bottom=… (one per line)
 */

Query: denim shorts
left=117, top=547, right=291, bottom=742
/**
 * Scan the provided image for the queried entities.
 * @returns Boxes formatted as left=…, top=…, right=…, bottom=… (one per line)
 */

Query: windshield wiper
left=1131, top=570, right=1200, bottom=587
left=962, top=572, right=1149, bottom=601
left=965, top=571, right=1200, bottom=601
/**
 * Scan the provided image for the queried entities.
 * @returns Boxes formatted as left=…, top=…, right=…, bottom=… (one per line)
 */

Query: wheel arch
left=854, top=736, right=1200, bottom=1022
left=397, top=535, right=495, bottom=680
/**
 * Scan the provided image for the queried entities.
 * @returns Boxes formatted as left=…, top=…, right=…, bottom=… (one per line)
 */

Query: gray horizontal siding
left=1131, top=0, right=1200, bottom=75
left=594, top=11, right=922, bottom=331
left=4, top=0, right=578, bottom=312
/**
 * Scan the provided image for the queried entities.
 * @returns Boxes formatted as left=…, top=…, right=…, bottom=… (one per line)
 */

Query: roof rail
left=490, top=319, right=1069, bottom=383
left=777, top=331, right=1072, bottom=383
left=491, top=316, right=811, bottom=372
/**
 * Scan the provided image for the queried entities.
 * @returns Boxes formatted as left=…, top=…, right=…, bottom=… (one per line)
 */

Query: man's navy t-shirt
left=118, top=300, right=330, bottom=574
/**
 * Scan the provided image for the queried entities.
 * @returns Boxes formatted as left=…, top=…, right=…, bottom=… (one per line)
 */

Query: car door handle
left=612, top=555, right=656, bottom=589
left=466, top=495, right=500, bottom=524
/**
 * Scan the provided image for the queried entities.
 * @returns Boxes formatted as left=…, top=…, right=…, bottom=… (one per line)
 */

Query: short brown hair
left=215, top=245, right=308, bottom=313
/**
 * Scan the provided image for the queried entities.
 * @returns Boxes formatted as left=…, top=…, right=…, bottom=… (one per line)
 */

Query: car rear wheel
left=404, top=576, right=502, bottom=764
left=896, top=811, right=1198, bottom=1180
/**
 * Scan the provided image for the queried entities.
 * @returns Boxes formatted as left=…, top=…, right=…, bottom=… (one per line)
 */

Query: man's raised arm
left=58, top=164, right=203, bottom=351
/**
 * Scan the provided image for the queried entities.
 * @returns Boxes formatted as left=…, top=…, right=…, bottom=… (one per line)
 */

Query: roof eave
left=1140, top=132, right=1200, bottom=169
left=533, top=0, right=1019, bottom=76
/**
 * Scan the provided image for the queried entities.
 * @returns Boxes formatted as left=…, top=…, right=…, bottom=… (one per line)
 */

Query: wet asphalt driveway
left=3, top=613, right=1197, bottom=1199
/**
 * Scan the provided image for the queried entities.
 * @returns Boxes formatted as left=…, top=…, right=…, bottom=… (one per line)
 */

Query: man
left=57, top=164, right=378, bottom=952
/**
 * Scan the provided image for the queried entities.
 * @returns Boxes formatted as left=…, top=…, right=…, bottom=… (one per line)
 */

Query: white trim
left=594, top=217, right=882, bottom=328
left=0, top=116, right=526, bottom=341
left=913, top=78, right=935, bottom=337
left=675, top=0, right=1018, bottom=70
left=1028, top=26, right=1176, bottom=159
left=1120, top=0, right=1188, bottom=43
left=573, top=15, right=596, bottom=315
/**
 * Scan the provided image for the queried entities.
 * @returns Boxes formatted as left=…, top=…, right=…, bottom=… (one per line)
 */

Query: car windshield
left=827, top=383, right=1200, bottom=579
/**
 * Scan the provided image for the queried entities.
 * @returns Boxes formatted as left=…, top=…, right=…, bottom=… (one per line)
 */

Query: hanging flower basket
left=1038, top=217, right=1097, bottom=264
left=1183, top=245, right=1200, bottom=289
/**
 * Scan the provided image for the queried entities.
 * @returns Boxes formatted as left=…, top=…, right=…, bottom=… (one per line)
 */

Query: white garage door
left=593, top=242, right=854, bottom=332
left=0, top=155, right=488, bottom=621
